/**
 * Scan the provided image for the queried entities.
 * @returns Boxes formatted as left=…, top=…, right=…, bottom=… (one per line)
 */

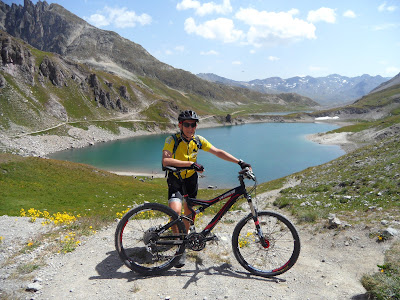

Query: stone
left=382, top=227, right=398, bottom=237
left=328, top=213, right=341, bottom=228
left=26, top=282, right=42, bottom=292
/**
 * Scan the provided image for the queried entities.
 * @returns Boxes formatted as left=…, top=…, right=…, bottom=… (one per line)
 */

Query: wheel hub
left=143, top=227, right=158, bottom=245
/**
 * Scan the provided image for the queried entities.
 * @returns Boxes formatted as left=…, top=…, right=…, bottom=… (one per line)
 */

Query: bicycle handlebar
left=162, top=165, right=256, bottom=181
left=239, top=167, right=256, bottom=181
left=162, top=165, right=187, bottom=173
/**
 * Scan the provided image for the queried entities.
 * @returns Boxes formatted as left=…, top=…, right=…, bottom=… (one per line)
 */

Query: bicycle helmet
left=178, top=110, right=199, bottom=122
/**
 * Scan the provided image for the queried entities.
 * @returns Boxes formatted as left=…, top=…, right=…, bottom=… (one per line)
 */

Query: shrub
left=361, top=241, right=400, bottom=299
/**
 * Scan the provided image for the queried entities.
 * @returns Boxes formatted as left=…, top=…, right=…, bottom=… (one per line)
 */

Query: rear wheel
left=232, top=211, right=300, bottom=277
left=115, top=203, right=186, bottom=275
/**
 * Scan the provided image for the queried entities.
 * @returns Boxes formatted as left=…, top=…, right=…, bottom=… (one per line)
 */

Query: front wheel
left=115, top=203, right=186, bottom=275
left=232, top=211, right=300, bottom=277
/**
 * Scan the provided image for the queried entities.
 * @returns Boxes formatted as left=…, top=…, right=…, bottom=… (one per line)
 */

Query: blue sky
left=4, top=0, right=400, bottom=81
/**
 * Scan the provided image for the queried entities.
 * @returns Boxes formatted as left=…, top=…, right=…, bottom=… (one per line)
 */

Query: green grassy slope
left=273, top=134, right=400, bottom=224
left=0, top=153, right=232, bottom=218
left=0, top=153, right=167, bottom=218
left=0, top=31, right=317, bottom=137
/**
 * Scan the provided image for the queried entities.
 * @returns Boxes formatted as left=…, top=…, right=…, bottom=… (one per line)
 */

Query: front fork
left=246, top=193, right=269, bottom=248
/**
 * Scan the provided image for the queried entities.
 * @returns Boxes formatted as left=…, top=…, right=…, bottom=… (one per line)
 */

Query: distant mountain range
left=370, top=72, right=400, bottom=94
left=0, top=0, right=318, bottom=124
left=197, top=73, right=390, bottom=106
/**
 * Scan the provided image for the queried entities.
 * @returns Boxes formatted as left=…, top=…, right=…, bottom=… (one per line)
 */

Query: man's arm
left=208, top=146, right=252, bottom=170
left=162, top=150, right=193, bottom=168
left=207, top=145, right=240, bottom=164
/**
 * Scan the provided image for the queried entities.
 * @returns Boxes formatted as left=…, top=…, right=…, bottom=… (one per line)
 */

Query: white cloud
left=268, top=56, right=279, bottom=61
left=163, top=46, right=185, bottom=56
left=235, top=8, right=316, bottom=47
left=373, top=23, right=399, bottom=31
left=385, top=66, right=400, bottom=76
left=232, top=61, right=242, bottom=65
left=184, top=17, right=244, bottom=43
left=378, top=2, right=398, bottom=12
left=175, top=45, right=185, bottom=52
left=200, top=50, right=219, bottom=55
left=309, top=65, right=327, bottom=73
left=307, top=7, right=336, bottom=23
left=85, top=6, right=152, bottom=28
left=86, top=14, right=110, bottom=27
left=177, top=0, right=232, bottom=16
left=343, top=10, right=357, bottom=18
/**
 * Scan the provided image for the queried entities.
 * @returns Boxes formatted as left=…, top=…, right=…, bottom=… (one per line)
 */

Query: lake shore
left=0, top=115, right=356, bottom=159
left=109, top=170, right=165, bottom=178
left=306, top=131, right=359, bottom=154
left=107, top=129, right=359, bottom=179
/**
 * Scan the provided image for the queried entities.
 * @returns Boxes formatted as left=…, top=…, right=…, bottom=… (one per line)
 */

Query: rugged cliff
left=0, top=0, right=317, bottom=108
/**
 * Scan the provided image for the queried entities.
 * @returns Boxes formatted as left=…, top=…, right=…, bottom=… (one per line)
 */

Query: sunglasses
left=182, top=122, right=197, bottom=128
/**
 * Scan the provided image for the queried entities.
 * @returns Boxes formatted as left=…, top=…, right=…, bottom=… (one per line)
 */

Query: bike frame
left=186, top=184, right=246, bottom=236
left=162, top=167, right=268, bottom=248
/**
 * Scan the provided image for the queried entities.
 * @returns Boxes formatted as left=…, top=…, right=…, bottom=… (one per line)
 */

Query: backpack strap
left=164, top=133, right=202, bottom=176
left=171, top=133, right=202, bottom=156
left=172, top=133, right=182, bottom=158
left=194, top=135, right=202, bottom=151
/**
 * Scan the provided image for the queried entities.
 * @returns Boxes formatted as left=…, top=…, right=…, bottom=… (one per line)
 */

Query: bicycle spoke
left=115, top=203, right=186, bottom=275
left=232, top=211, right=300, bottom=277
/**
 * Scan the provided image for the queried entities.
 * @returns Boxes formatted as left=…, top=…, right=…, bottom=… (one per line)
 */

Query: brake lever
left=247, top=170, right=256, bottom=181
left=239, top=168, right=256, bottom=181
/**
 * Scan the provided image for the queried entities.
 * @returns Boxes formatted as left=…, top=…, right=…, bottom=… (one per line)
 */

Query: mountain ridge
left=0, top=0, right=318, bottom=117
left=197, top=73, right=390, bottom=106
left=370, top=72, right=400, bottom=94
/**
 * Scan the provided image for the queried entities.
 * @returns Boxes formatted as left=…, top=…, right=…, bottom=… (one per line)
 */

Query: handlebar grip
left=162, top=166, right=177, bottom=172
left=239, top=167, right=256, bottom=181
left=239, top=168, right=249, bottom=175
left=162, top=166, right=192, bottom=173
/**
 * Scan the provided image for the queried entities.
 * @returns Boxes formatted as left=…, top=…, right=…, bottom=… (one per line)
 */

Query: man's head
left=178, top=110, right=199, bottom=123
left=178, top=110, right=199, bottom=140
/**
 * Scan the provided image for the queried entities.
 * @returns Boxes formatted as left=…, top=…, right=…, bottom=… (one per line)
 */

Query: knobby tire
left=232, top=211, right=300, bottom=277
left=115, top=203, right=186, bottom=275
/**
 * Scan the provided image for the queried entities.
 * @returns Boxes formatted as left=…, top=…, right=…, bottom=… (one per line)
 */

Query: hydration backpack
left=171, top=133, right=202, bottom=157
left=162, top=133, right=203, bottom=175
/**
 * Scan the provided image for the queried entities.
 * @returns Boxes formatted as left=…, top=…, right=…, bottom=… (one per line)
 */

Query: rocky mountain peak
left=1, top=0, right=91, bottom=55
left=0, top=0, right=320, bottom=121
left=197, top=73, right=391, bottom=106
left=0, top=30, right=35, bottom=84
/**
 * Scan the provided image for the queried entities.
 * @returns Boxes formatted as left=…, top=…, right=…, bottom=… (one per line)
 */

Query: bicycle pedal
left=208, top=234, right=219, bottom=244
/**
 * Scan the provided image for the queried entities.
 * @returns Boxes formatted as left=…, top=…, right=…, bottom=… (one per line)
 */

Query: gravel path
left=33, top=221, right=386, bottom=300
left=0, top=188, right=393, bottom=300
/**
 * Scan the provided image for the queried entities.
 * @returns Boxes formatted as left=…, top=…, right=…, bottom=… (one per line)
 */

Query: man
left=161, top=110, right=251, bottom=267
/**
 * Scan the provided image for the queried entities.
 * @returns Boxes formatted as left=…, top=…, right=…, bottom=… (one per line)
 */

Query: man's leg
left=168, top=193, right=186, bottom=268
left=168, top=192, right=183, bottom=234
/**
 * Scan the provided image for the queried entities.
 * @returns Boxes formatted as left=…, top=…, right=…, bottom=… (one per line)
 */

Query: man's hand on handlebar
left=191, top=162, right=204, bottom=172
left=238, top=159, right=252, bottom=170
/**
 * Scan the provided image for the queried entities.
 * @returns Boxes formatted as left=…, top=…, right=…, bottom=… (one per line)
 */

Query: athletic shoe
left=174, top=252, right=186, bottom=268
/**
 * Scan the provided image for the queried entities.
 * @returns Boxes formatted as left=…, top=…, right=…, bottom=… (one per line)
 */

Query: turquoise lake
left=49, top=123, right=345, bottom=188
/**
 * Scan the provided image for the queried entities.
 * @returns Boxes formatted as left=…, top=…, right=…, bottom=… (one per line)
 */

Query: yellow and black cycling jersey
left=163, top=133, right=212, bottom=178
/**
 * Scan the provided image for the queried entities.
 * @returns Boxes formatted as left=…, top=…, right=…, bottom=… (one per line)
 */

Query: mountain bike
left=115, top=166, right=300, bottom=277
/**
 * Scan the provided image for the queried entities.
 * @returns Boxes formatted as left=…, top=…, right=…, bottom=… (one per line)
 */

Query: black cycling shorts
left=167, top=172, right=198, bottom=200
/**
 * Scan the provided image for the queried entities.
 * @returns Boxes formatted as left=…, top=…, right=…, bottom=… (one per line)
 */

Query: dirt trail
left=32, top=220, right=387, bottom=300
left=0, top=186, right=392, bottom=300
